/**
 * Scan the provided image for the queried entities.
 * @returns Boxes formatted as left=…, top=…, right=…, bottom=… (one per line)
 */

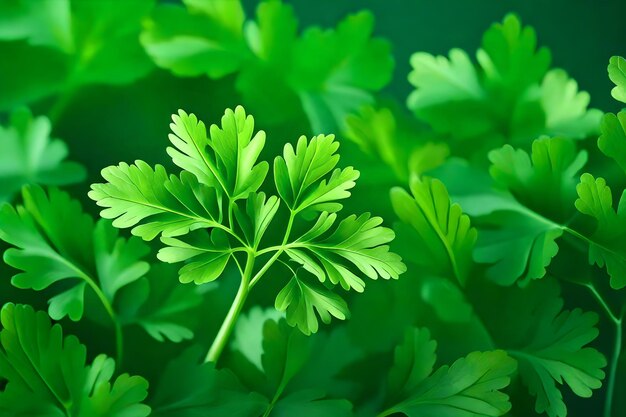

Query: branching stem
left=205, top=251, right=255, bottom=363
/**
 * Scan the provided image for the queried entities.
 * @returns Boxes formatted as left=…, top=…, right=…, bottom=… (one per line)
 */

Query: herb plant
left=0, top=1, right=624, bottom=417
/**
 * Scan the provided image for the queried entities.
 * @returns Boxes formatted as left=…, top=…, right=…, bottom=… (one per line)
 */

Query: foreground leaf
left=380, top=327, right=515, bottom=417
left=475, top=278, right=606, bottom=417
left=0, top=304, right=150, bottom=417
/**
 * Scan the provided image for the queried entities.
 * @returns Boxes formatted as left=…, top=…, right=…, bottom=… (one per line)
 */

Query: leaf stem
left=205, top=251, right=255, bottom=363
left=60, top=257, right=124, bottom=365
left=583, top=283, right=623, bottom=417
left=48, top=87, right=78, bottom=127
left=249, top=210, right=296, bottom=288
left=604, top=315, right=622, bottom=417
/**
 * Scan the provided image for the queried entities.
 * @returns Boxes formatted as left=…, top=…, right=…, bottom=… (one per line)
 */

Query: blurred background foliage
left=1, top=0, right=626, bottom=416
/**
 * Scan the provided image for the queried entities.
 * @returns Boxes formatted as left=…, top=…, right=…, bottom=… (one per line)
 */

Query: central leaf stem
left=205, top=251, right=255, bottom=363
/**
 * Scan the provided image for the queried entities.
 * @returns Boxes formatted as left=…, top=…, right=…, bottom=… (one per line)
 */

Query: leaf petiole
left=205, top=251, right=255, bottom=363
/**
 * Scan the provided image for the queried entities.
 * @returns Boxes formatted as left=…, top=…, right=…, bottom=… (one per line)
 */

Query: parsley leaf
left=274, top=134, right=359, bottom=214
left=142, top=0, right=393, bottom=133
left=575, top=174, right=626, bottom=288
left=140, top=0, right=248, bottom=78
left=150, top=348, right=268, bottom=417
left=475, top=279, right=606, bottom=417
left=608, top=56, right=626, bottom=103
left=90, top=106, right=404, bottom=349
left=408, top=14, right=600, bottom=155
left=0, top=108, right=85, bottom=203
left=597, top=111, right=626, bottom=175
left=379, top=327, right=516, bottom=417
left=489, top=136, right=587, bottom=221
left=391, top=176, right=477, bottom=285
left=0, top=303, right=150, bottom=417
left=0, top=0, right=154, bottom=109
left=0, top=186, right=201, bottom=344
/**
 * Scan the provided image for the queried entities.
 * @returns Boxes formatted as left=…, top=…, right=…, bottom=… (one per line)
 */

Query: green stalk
left=205, top=251, right=255, bottom=363
left=604, top=316, right=622, bottom=417
left=583, top=283, right=622, bottom=417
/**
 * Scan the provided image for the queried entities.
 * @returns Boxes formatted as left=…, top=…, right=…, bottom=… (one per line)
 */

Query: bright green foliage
left=90, top=106, right=404, bottom=336
left=434, top=158, right=564, bottom=286
left=140, top=0, right=248, bottom=78
left=0, top=304, right=150, bottom=417
left=608, top=56, right=626, bottom=103
left=0, top=186, right=200, bottom=342
left=475, top=211, right=562, bottom=286
left=379, top=327, right=516, bottom=417
left=152, top=317, right=353, bottom=416
left=476, top=279, right=606, bottom=417
left=0, top=108, right=84, bottom=203
left=274, top=134, right=360, bottom=214
left=489, top=136, right=587, bottom=221
left=598, top=111, right=626, bottom=174
left=575, top=174, right=626, bottom=288
left=0, top=0, right=154, bottom=110
left=169, top=107, right=269, bottom=200
left=407, top=14, right=601, bottom=155
left=344, top=105, right=449, bottom=180
left=142, top=0, right=393, bottom=133
left=391, top=176, right=477, bottom=285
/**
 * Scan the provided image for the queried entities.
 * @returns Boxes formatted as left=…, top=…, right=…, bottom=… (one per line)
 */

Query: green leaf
left=387, top=328, right=437, bottom=401
left=343, top=105, right=447, bottom=181
left=168, top=106, right=269, bottom=200
left=0, top=0, right=154, bottom=108
left=0, top=0, right=72, bottom=49
left=540, top=69, right=602, bottom=138
left=597, top=111, right=626, bottom=174
left=475, top=211, right=563, bottom=286
left=288, top=212, right=405, bottom=290
left=269, top=390, right=353, bottom=417
left=289, top=10, right=393, bottom=133
left=258, top=318, right=354, bottom=416
left=157, top=230, right=232, bottom=284
left=0, top=303, right=150, bottom=417
left=274, top=135, right=359, bottom=212
left=391, top=177, right=477, bottom=285
left=476, top=279, right=606, bottom=417
left=418, top=276, right=473, bottom=323
left=275, top=271, right=349, bottom=335
left=407, top=15, right=599, bottom=154
left=150, top=348, right=268, bottom=417
left=236, top=0, right=301, bottom=125
left=0, top=108, right=85, bottom=203
left=239, top=1, right=392, bottom=132
left=382, top=327, right=516, bottom=417
left=434, top=158, right=565, bottom=286
left=608, top=55, right=626, bottom=103
left=477, top=13, right=550, bottom=95
left=232, top=306, right=284, bottom=371
left=0, top=186, right=148, bottom=321
left=575, top=173, right=626, bottom=288
left=488, top=137, right=587, bottom=221
left=141, top=0, right=249, bottom=78
left=407, top=49, right=490, bottom=140
left=117, top=264, right=204, bottom=343
left=89, top=162, right=222, bottom=241
left=274, top=134, right=360, bottom=214
left=234, top=192, right=281, bottom=247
